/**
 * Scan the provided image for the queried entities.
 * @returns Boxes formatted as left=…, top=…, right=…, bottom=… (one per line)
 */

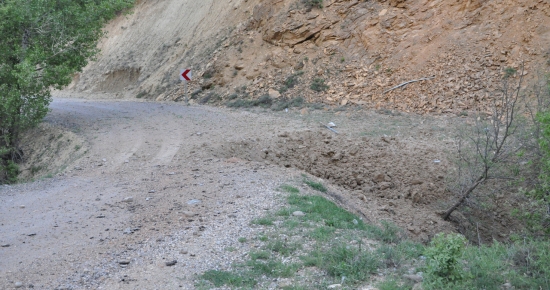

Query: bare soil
left=0, top=95, right=462, bottom=289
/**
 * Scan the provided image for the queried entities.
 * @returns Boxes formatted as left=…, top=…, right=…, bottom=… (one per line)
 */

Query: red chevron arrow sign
left=180, top=69, right=192, bottom=81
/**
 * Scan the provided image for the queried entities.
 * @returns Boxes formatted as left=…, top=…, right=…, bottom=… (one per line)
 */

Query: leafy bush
left=0, top=160, right=19, bottom=183
left=0, top=0, right=134, bottom=183
left=424, top=233, right=467, bottom=287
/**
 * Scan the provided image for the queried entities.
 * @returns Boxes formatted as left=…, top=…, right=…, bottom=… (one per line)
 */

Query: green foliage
left=504, top=67, right=517, bottom=78
left=531, top=110, right=550, bottom=235
left=280, top=70, right=304, bottom=93
left=310, top=78, right=329, bottom=92
left=302, top=0, right=323, bottom=9
left=200, top=270, right=256, bottom=287
left=252, top=216, right=275, bottom=226
left=0, top=0, right=134, bottom=183
left=303, top=177, right=327, bottom=192
left=424, top=233, right=467, bottom=287
left=377, top=279, right=413, bottom=290
left=0, top=160, right=19, bottom=183
left=280, top=184, right=300, bottom=194
left=428, top=239, right=550, bottom=290
left=316, top=245, right=380, bottom=282
left=366, top=221, right=405, bottom=244
left=272, top=96, right=305, bottom=111
left=287, top=193, right=366, bottom=230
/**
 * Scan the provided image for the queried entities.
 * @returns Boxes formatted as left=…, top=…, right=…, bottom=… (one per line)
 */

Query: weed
left=252, top=217, right=275, bottom=226
left=375, top=64, right=381, bottom=71
left=280, top=184, right=300, bottom=194
left=247, top=260, right=300, bottom=278
left=307, top=226, right=335, bottom=241
left=316, top=244, right=380, bottom=283
left=424, top=233, right=467, bottom=285
left=249, top=251, right=270, bottom=260
left=74, top=145, right=81, bottom=151
left=227, top=93, right=238, bottom=100
left=287, top=193, right=366, bottom=230
left=238, top=237, right=247, bottom=243
left=30, top=165, right=42, bottom=174
left=504, top=67, right=517, bottom=78
left=225, top=246, right=236, bottom=252
left=377, top=279, right=412, bottom=290
left=266, top=239, right=301, bottom=256
left=1, top=161, right=19, bottom=183
left=366, top=221, right=405, bottom=244
left=308, top=103, right=325, bottom=110
left=310, top=78, right=329, bottom=92
left=303, top=178, right=327, bottom=192
left=272, top=97, right=305, bottom=111
left=340, top=57, right=345, bottom=63
left=136, top=91, right=147, bottom=99
left=301, top=0, right=323, bottom=9
left=200, top=270, right=256, bottom=287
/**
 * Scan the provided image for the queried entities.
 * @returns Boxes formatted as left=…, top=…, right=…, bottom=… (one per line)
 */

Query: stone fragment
left=269, top=88, right=281, bottom=99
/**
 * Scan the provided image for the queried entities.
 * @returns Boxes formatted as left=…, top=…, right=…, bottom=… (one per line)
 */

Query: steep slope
left=69, top=0, right=550, bottom=114
left=68, top=0, right=260, bottom=98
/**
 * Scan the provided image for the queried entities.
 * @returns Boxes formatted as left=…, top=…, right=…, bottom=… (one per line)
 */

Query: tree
left=0, top=0, right=134, bottom=182
left=442, top=68, right=524, bottom=220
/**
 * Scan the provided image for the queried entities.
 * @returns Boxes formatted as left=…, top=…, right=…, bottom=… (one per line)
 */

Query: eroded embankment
left=215, top=130, right=453, bottom=242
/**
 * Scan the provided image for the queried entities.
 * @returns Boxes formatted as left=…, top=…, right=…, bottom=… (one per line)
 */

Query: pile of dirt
left=215, top=129, right=453, bottom=242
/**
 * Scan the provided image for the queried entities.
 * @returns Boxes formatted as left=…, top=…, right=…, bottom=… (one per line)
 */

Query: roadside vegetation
left=197, top=180, right=550, bottom=289
left=0, top=0, right=135, bottom=183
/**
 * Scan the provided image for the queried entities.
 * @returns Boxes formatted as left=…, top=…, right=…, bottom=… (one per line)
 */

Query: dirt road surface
left=0, top=97, right=456, bottom=289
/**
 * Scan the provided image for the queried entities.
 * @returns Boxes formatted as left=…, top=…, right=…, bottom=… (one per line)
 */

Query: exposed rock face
left=69, top=0, right=550, bottom=115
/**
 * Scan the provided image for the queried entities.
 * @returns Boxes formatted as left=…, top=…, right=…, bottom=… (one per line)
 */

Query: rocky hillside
left=69, top=0, right=550, bottom=114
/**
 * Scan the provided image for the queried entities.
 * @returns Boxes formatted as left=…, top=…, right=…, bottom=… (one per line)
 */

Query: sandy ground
left=0, top=96, right=459, bottom=289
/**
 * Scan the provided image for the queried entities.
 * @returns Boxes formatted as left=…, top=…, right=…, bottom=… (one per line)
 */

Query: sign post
left=179, top=69, right=192, bottom=104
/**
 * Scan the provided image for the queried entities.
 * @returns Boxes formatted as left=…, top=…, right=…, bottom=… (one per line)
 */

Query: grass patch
left=199, top=187, right=422, bottom=288
left=200, top=270, right=256, bottom=287
left=366, top=220, right=405, bottom=244
left=303, top=176, right=327, bottom=192
left=280, top=184, right=300, bottom=194
left=252, top=216, right=275, bottom=226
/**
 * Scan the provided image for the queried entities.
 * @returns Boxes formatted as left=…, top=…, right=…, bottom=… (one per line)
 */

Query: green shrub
left=424, top=233, right=467, bottom=286
left=310, top=78, right=329, bottom=92
left=1, top=160, right=19, bottom=183
left=302, top=0, right=323, bottom=9
left=272, top=97, right=305, bottom=111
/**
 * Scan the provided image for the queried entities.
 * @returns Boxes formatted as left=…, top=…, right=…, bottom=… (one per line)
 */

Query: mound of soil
left=216, top=129, right=453, bottom=242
